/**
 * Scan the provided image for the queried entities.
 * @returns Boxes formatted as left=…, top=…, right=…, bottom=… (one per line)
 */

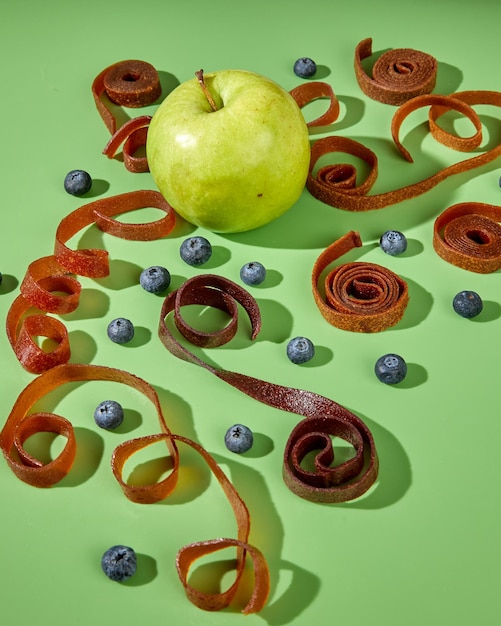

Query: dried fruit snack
left=6, top=190, right=175, bottom=373
left=312, top=231, right=408, bottom=332
left=354, top=37, right=437, bottom=105
left=92, top=60, right=162, bottom=172
left=158, top=274, right=379, bottom=503
left=0, top=363, right=270, bottom=614
left=433, top=201, right=501, bottom=272
left=307, top=90, right=501, bottom=211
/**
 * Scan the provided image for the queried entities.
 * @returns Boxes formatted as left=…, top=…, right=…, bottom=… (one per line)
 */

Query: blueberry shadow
left=0, top=273, right=19, bottom=294
left=397, top=363, right=428, bottom=389
left=124, top=553, right=158, bottom=586
left=114, top=408, right=143, bottom=435
left=199, top=245, right=231, bottom=269
left=473, top=300, right=501, bottom=323
left=84, top=178, right=110, bottom=198
left=125, top=325, right=152, bottom=347
left=237, top=432, right=274, bottom=458
left=296, top=344, right=333, bottom=368
left=312, top=64, right=330, bottom=80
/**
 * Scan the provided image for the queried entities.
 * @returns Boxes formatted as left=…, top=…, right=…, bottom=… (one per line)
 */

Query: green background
left=1, top=0, right=500, bottom=624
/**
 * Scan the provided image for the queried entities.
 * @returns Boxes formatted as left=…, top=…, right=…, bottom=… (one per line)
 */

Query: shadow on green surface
left=124, top=553, right=158, bottom=586
left=58, top=427, right=105, bottom=488
left=337, top=410, right=412, bottom=510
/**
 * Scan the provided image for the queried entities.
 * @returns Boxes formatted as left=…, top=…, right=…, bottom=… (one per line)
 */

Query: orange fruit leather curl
left=433, top=201, right=501, bottom=273
left=158, top=274, right=378, bottom=504
left=312, top=231, right=408, bottom=332
left=6, top=190, right=175, bottom=373
left=289, top=81, right=340, bottom=127
left=0, top=362, right=270, bottom=614
left=307, top=90, right=501, bottom=211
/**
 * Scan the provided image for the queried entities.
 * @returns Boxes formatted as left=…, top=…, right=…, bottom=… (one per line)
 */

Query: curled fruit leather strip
left=354, top=37, right=437, bottom=105
left=7, top=191, right=175, bottom=373
left=158, top=274, right=378, bottom=503
left=433, top=202, right=501, bottom=273
left=289, top=81, right=340, bottom=127
left=312, top=231, right=408, bottom=332
left=92, top=60, right=161, bottom=171
left=0, top=363, right=269, bottom=614
left=102, top=115, right=152, bottom=173
left=307, top=90, right=501, bottom=211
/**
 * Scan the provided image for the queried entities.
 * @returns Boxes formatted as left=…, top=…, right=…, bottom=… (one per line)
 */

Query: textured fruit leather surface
left=1, top=1, right=500, bottom=625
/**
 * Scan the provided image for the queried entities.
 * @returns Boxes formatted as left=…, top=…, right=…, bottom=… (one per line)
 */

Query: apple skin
left=146, top=70, right=310, bottom=233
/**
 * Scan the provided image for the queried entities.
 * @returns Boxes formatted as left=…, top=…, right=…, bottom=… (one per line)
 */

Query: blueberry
left=179, top=236, right=212, bottom=266
left=287, top=336, right=315, bottom=364
left=240, top=261, right=266, bottom=286
left=64, top=169, right=92, bottom=196
left=224, top=424, right=253, bottom=453
left=139, top=265, right=171, bottom=294
left=452, top=290, right=483, bottom=318
left=101, top=545, right=137, bottom=582
left=94, top=400, right=124, bottom=430
left=374, top=353, right=407, bottom=385
left=107, top=317, right=134, bottom=344
left=380, top=230, right=407, bottom=256
left=293, top=57, right=317, bottom=78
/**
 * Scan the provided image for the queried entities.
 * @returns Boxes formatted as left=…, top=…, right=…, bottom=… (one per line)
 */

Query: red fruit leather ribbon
left=158, top=274, right=378, bottom=503
left=433, top=202, right=501, bottom=273
left=354, top=38, right=437, bottom=106
left=0, top=362, right=269, bottom=614
left=289, top=81, right=340, bottom=127
left=312, top=231, right=408, bottom=332
left=6, top=190, right=175, bottom=374
left=307, top=90, right=501, bottom=211
left=92, top=60, right=161, bottom=172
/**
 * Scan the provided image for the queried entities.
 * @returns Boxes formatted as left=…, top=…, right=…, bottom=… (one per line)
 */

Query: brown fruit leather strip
left=102, top=115, right=152, bottom=173
left=312, top=231, right=409, bottom=332
left=433, top=202, right=501, bottom=273
left=158, top=274, right=378, bottom=503
left=0, top=363, right=269, bottom=614
left=7, top=191, right=175, bottom=373
left=307, top=91, right=501, bottom=211
left=289, top=81, right=340, bottom=127
left=92, top=60, right=161, bottom=134
left=92, top=60, right=160, bottom=171
left=354, top=37, right=437, bottom=105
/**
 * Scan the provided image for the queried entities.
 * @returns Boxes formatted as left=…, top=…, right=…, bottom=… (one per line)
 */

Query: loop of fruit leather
left=0, top=363, right=269, bottom=614
left=158, top=274, right=378, bottom=503
left=289, top=81, right=340, bottom=127
left=55, top=189, right=176, bottom=277
left=433, top=201, right=501, bottom=273
left=92, top=60, right=161, bottom=134
left=312, top=231, right=408, bottom=332
left=7, top=191, right=175, bottom=373
left=354, top=37, right=437, bottom=106
left=102, top=115, right=152, bottom=173
left=307, top=90, right=501, bottom=211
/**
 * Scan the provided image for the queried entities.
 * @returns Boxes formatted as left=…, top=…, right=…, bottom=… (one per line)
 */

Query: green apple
left=146, top=69, right=310, bottom=233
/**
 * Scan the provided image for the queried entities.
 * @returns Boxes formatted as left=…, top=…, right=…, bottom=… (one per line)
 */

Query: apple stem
left=195, top=69, right=219, bottom=112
